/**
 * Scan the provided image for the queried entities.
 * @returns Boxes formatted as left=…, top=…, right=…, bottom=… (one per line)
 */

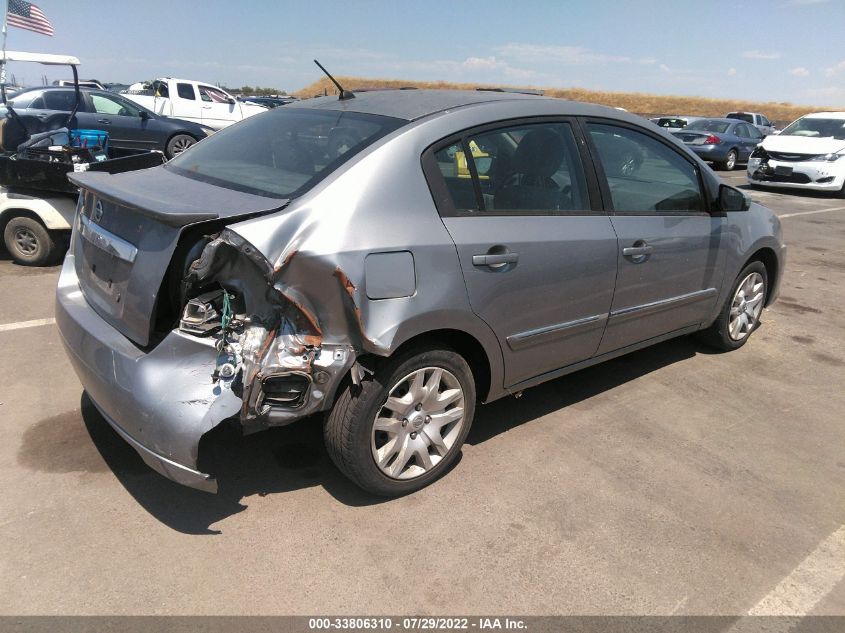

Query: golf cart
left=0, top=51, right=165, bottom=265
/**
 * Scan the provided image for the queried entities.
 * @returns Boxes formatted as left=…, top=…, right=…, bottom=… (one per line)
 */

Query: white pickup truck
left=122, top=78, right=266, bottom=130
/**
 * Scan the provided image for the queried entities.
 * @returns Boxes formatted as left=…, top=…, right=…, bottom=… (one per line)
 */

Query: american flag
left=6, top=0, right=54, bottom=36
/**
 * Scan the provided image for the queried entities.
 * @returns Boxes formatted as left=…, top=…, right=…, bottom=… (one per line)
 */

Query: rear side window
left=167, top=108, right=404, bottom=198
left=734, top=123, right=751, bottom=137
left=433, top=122, right=589, bottom=214
left=177, top=83, right=195, bottom=100
left=42, top=91, right=77, bottom=112
left=588, top=123, right=704, bottom=214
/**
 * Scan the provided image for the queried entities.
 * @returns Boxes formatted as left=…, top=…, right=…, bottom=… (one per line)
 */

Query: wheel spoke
left=422, top=428, right=449, bottom=456
left=389, top=440, right=413, bottom=477
left=414, top=445, right=434, bottom=470
left=408, top=370, right=426, bottom=403
left=429, top=407, right=463, bottom=431
left=435, top=388, right=462, bottom=408
left=374, top=417, right=402, bottom=434
left=383, top=395, right=411, bottom=414
left=376, top=436, right=400, bottom=468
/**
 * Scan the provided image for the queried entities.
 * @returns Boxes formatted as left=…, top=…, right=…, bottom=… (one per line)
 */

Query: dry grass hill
left=294, top=76, right=840, bottom=125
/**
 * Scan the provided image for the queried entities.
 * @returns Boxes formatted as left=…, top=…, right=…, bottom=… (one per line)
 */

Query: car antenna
left=313, top=60, right=355, bottom=100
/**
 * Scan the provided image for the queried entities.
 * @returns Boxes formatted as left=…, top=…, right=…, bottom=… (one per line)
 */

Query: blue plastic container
left=70, top=129, right=109, bottom=152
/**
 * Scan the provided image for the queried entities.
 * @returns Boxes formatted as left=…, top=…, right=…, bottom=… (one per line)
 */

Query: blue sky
left=3, top=0, right=845, bottom=106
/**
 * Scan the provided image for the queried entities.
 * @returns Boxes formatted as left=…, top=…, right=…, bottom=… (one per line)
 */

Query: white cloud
left=727, top=67, right=737, bottom=76
left=461, top=56, right=506, bottom=71
left=825, top=60, right=845, bottom=76
left=742, top=50, right=783, bottom=60
left=789, top=67, right=810, bottom=76
left=659, top=63, right=671, bottom=73
left=497, top=43, right=641, bottom=66
left=785, top=0, right=829, bottom=4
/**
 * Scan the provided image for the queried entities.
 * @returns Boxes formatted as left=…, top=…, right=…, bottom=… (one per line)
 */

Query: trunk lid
left=673, top=131, right=713, bottom=145
left=69, top=166, right=286, bottom=346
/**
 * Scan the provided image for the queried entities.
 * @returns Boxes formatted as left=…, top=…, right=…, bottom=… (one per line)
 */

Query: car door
left=743, top=122, right=765, bottom=152
left=584, top=121, right=725, bottom=354
left=423, top=119, right=619, bottom=387
left=170, top=81, right=201, bottom=122
left=197, top=84, right=238, bottom=128
left=733, top=123, right=758, bottom=160
left=78, top=91, right=159, bottom=152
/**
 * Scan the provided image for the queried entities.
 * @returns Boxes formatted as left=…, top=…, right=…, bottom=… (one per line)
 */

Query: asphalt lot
left=0, top=169, right=843, bottom=616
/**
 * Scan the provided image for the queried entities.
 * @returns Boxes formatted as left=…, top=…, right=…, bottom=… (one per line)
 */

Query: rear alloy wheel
left=699, top=261, right=768, bottom=351
left=719, top=149, right=738, bottom=171
left=165, top=134, right=196, bottom=158
left=324, top=347, right=475, bottom=496
left=3, top=216, right=57, bottom=266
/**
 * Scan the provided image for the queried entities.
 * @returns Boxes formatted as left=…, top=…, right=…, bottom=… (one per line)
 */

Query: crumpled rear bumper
left=55, top=254, right=241, bottom=493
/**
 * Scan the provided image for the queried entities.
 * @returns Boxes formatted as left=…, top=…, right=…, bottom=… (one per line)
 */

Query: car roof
left=803, top=111, right=845, bottom=119
left=286, top=88, right=623, bottom=122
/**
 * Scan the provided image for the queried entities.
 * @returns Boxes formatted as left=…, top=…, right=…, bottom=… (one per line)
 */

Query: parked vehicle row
left=55, top=89, right=785, bottom=496
left=7, top=86, right=212, bottom=157
left=651, top=111, right=778, bottom=137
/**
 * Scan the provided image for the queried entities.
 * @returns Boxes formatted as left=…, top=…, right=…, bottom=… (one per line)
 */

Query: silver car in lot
left=56, top=90, right=786, bottom=496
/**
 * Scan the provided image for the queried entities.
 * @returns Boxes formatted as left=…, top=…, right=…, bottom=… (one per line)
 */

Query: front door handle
left=472, top=252, right=519, bottom=268
left=96, top=119, right=111, bottom=124
left=622, top=241, right=653, bottom=263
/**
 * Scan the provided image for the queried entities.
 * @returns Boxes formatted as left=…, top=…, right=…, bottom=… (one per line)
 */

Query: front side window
left=433, top=122, right=588, bottom=214
left=198, top=85, right=230, bottom=103
left=588, top=123, right=704, bottom=214
left=91, top=93, right=142, bottom=117
left=167, top=107, right=405, bottom=198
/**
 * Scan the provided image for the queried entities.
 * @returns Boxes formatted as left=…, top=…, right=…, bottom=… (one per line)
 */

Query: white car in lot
left=123, top=78, right=266, bottom=130
left=747, top=112, right=845, bottom=196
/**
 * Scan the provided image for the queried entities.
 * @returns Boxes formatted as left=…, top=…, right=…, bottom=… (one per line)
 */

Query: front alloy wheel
left=698, top=260, right=768, bottom=351
left=728, top=272, right=765, bottom=341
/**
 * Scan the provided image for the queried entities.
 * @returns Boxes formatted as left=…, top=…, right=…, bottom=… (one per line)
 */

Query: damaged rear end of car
left=55, top=106, right=406, bottom=491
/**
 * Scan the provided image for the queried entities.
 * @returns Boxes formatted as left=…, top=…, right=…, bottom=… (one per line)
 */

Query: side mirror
left=719, top=184, right=750, bottom=212
left=227, top=97, right=235, bottom=105
left=138, top=110, right=150, bottom=120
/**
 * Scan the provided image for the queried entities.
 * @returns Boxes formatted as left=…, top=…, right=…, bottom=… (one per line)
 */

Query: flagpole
left=1, top=0, right=8, bottom=100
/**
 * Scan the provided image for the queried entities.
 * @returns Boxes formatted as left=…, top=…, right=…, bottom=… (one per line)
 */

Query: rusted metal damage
left=179, top=228, right=358, bottom=434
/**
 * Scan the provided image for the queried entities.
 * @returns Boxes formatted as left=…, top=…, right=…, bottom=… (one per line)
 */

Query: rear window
left=726, top=112, right=753, bottom=123
left=166, top=108, right=405, bottom=198
left=686, top=120, right=731, bottom=134
left=656, top=118, right=687, bottom=128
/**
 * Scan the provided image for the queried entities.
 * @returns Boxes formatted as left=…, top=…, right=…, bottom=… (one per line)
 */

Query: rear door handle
left=622, top=241, right=653, bottom=262
left=472, top=252, right=519, bottom=267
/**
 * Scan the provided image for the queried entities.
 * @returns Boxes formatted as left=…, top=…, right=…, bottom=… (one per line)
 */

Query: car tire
left=698, top=261, right=768, bottom=351
left=324, top=346, right=476, bottom=496
left=717, top=149, right=738, bottom=171
left=3, top=216, right=57, bottom=266
left=165, top=134, right=197, bottom=158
